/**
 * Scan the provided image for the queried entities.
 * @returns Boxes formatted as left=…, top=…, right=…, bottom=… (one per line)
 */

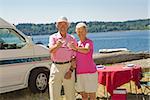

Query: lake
left=32, top=30, right=150, bottom=53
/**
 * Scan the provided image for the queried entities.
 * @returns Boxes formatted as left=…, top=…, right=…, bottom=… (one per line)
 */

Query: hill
left=16, top=19, right=150, bottom=36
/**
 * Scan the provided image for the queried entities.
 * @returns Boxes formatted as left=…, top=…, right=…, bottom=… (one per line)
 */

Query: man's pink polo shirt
left=49, top=32, right=76, bottom=62
left=76, top=39, right=96, bottom=74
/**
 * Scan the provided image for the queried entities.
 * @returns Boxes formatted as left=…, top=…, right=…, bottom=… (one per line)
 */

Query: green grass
left=0, top=88, right=49, bottom=100
left=103, top=64, right=112, bottom=66
left=0, top=80, right=149, bottom=100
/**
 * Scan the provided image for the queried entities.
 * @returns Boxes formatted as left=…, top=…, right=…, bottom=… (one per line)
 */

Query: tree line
left=16, top=19, right=150, bottom=36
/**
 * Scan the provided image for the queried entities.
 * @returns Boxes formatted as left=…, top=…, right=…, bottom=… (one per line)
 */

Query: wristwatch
left=69, top=68, right=74, bottom=72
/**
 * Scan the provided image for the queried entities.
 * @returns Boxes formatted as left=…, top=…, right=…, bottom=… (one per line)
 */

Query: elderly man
left=48, top=16, right=76, bottom=100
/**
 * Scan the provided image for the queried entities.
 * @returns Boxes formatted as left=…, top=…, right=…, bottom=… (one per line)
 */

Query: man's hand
left=56, top=39, right=64, bottom=48
left=49, top=39, right=64, bottom=53
left=64, top=71, right=72, bottom=79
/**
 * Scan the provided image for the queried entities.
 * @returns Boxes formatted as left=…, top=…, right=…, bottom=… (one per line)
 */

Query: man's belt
left=52, top=60, right=71, bottom=64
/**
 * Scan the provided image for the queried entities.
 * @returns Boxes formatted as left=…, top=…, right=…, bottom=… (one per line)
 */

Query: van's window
left=0, top=28, right=26, bottom=49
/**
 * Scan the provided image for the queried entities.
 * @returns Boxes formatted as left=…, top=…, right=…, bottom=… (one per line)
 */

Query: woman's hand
left=68, top=42, right=78, bottom=51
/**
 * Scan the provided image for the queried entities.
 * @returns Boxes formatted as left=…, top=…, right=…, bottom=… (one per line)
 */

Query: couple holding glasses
left=48, top=16, right=98, bottom=100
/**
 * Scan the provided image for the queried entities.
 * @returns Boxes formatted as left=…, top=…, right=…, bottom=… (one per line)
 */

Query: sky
left=0, top=0, right=149, bottom=24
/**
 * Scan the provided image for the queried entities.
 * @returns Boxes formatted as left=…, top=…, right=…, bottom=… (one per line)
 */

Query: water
left=32, top=30, right=150, bottom=53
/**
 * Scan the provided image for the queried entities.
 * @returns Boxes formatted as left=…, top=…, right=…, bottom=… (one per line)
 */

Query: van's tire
left=28, top=68, right=49, bottom=93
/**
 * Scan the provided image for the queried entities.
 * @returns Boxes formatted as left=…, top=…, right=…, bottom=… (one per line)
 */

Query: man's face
left=57, top=22, right=69, bottom=33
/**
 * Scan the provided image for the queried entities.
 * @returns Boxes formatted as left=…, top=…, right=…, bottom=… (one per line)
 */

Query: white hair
left=76, top=22, right=87, bottom=29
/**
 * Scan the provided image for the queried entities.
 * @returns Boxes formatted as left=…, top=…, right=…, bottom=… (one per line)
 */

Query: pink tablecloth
left=97, top=64, right=141, bottom=95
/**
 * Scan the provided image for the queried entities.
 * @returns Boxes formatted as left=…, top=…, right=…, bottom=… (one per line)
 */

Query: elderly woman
left=70, top=22, right=98, bottom=100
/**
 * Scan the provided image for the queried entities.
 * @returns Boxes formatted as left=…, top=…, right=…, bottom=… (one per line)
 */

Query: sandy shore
left=93, top=51, right=150, bottom=67
left=122, top=58, right=150, bottom=68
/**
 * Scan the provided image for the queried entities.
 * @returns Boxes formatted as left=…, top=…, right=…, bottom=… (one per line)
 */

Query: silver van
left=0, top=18, right=51, bottom=93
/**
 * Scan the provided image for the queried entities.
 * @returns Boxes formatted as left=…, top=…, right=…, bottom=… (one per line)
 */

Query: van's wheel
left=28, top=68, right=49, bottom=93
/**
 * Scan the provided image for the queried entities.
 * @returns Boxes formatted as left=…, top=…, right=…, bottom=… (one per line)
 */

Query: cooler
left=111, top=89, right=127, bottom=100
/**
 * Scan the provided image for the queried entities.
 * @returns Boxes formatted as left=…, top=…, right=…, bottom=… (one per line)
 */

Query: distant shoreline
left=16, top=19, right=150, bottom=36
left=28, top=29, right=149, bottom=36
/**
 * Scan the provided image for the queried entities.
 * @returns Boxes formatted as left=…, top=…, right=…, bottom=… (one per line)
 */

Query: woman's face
left=76, top=27, right=87, bottom=40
